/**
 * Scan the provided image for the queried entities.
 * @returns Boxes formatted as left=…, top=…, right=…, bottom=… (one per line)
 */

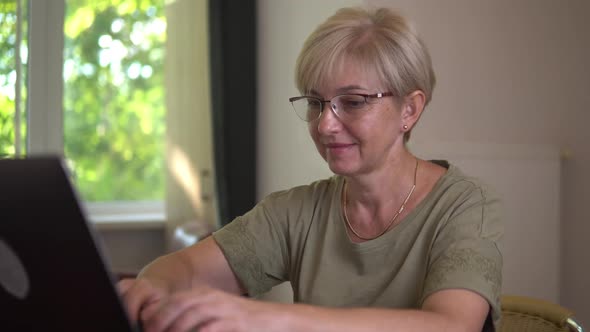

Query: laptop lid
left=0, top=156, right=138, bottom=331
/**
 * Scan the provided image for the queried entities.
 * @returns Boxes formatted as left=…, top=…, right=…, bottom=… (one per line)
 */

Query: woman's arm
left=280, top=291, right=487, bottom=332
left=284, top=289, right=489, bottom=332
left=118, top=236, right=245, bottom=323
left=292, top=289, right=489, bottom=332
left=140, top=287, right=489, bottom=332
left=138, top=236, right=245, bottom=294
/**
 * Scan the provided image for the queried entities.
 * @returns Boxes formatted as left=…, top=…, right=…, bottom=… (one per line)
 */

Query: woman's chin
left=327, top=161, right=357, bottom=176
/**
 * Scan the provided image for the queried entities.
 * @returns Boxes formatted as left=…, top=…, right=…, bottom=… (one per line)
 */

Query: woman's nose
left=316, top=102, right=341, bottom=134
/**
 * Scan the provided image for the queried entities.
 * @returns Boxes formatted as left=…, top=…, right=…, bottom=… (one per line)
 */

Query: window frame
left=27, top=0, right=63, bottom=156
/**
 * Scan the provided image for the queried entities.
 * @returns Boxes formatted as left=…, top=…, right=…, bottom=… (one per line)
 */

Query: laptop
left=0, top=156, right=140, bottom=331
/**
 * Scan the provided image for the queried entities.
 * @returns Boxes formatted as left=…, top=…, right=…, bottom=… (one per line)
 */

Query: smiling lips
left=325, top=143, right=355, bottom=154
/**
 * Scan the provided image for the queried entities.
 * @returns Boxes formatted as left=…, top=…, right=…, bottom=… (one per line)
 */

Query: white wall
left=257, top=0, right=590, bottom=323
left=559, top=0, right=590, bottom=324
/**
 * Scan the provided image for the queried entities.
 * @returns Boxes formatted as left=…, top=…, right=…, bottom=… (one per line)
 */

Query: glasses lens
left=292, top=97, right=321, bottom=122
left=333, top=95, right=367, bottom=120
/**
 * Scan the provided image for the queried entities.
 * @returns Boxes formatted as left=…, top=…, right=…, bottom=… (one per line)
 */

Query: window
left=1, top=0, right=167, bottom=222
left=1, top=0, right=256, bottom=229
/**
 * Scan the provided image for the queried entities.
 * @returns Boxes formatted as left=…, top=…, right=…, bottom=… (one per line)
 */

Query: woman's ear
left=401, top=90, right=426, bottom=129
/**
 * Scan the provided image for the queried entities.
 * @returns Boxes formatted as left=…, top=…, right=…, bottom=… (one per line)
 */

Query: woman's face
left=308, top=60, right=407, bottom=176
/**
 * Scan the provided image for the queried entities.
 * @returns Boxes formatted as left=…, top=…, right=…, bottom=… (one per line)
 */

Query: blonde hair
left=295, top=7, right=436, bottom=141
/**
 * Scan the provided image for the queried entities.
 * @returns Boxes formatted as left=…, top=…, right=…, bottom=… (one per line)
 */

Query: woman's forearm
left=137, top=249, right=196, bottom=292
left=277, top=304, right=469, bottom=332
left=277, top=289, right=488, bottom=332
left=137, top=237, right=245, bottom=295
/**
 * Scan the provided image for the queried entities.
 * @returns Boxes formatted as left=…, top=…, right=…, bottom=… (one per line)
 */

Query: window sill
left=92, top=213, right=166, bottom=231
left=84, top=201, right=167, bottom=231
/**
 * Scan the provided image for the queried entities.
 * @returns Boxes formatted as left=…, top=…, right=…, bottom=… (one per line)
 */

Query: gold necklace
left=342, top=159, right=418, bottom=241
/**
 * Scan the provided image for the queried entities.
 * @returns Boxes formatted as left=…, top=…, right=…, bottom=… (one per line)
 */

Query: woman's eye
left=341, top=98, right=365, bottom=109
left=307, top=100, right=321, bottom=109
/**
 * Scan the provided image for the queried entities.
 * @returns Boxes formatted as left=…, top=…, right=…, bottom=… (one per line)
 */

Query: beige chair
left=500, top=295, right=584, bottom=332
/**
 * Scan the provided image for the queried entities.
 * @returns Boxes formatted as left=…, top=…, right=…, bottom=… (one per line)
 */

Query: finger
left=117, top=279, right=141, bottom=322
left=164, top=302, right=217, bottom=332
left=117, top=278, right=136, bottom=295
left=123, top=279, right=162, bottom=323
left=198, top=319, right=232, bottom=332
left=140, top=300, right=163, bottom=322
left=120, top=280, right=142, bottom=322
left=143, top=294, right=204, bottom=332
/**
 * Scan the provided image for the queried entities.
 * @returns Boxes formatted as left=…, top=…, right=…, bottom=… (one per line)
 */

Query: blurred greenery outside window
left=0, top=0, right=27, bottom=158
left=1, top=1, right=166, bottom=207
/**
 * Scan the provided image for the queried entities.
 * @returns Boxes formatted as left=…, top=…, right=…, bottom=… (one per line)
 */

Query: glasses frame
left=288, top=92, right=394, bottom=122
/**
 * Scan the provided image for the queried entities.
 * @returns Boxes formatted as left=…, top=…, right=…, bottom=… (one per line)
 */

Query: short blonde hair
left=295, top=7, right=436, bottom=140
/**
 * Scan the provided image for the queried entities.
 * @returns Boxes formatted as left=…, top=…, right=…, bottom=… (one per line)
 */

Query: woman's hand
left=118, top=277, right=170, bottom=326
left=140, top=285, right=283, bottom=332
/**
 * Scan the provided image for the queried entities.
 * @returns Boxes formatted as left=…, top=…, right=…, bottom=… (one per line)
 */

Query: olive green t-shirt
left=213, top=162, right=503, bottom=329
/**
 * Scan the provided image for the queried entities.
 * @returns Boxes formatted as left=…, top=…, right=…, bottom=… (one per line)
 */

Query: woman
left=119, top=6, right=502, bottom=332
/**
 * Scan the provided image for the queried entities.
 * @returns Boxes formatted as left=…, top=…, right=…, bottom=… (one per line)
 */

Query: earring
left=402, top=124, right=408, bottom=130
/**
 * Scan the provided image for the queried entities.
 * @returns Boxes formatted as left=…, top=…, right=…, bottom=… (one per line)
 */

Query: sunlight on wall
left=169, top=145, right=203, bottom=219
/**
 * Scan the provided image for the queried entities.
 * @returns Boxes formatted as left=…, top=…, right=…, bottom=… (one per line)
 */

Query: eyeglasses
left=288, top=92, right=394, bottom=122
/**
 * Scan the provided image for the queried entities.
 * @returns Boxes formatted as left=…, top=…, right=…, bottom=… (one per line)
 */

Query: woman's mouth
left=325, top=143, right=354, bottom=154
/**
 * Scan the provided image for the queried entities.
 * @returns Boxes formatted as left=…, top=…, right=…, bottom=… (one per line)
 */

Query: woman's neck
left=344, top=150, right=418, bottom=211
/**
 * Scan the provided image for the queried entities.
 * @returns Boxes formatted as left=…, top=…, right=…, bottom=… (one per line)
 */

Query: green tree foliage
left=1, top=0, right=166, bottom=201
left=63, top=0, right=166, bottom=201
left=0, top=0, right=27, bottom=158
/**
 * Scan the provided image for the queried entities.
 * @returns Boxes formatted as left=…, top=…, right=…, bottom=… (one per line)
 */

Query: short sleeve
left=421, top=182, right=503, bottom=330
left=212, top=192, right=291, bottom=297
